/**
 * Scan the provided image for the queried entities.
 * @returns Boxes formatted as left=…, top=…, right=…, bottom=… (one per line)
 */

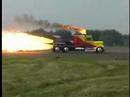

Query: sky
left=2, top=0, right=129, bottom=34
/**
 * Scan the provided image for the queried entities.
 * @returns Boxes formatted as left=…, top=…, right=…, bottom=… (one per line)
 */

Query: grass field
left=2, top=47, right=129, bottom=97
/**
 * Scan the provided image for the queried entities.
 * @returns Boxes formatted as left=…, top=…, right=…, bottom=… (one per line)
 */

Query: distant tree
left=99, top=29, right=124, bottom=46
left=29, top=28, right=46, bottom=36
left=27, top=28, right=54, bottom=39
left=122, top=34, right=129, bottom=46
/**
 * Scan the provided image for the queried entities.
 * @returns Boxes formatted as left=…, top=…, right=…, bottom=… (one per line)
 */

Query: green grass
left=2, top=47, right=129, bottom=97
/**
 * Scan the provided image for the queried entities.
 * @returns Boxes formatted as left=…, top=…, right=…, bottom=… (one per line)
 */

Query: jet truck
left=53, top=24, right=104, bottom=53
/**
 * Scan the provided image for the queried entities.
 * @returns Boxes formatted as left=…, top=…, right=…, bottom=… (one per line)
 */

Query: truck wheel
left=96, top=47, right=104, bottom=53
left=63, top=47, right=69, bottom=53
left=54, top=47, right=60, bottom=52
left=84, top=48, right=88, bottom=52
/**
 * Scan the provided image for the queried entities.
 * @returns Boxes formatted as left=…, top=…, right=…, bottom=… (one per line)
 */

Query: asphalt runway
left=2, top=49, right=129, bottom=60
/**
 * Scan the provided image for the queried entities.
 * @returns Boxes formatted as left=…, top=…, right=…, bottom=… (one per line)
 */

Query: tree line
left=87, top=29, right=129, bottom=46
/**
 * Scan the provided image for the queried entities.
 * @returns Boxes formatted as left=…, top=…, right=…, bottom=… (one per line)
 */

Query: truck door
left=72, top=35, right=86, bottom=47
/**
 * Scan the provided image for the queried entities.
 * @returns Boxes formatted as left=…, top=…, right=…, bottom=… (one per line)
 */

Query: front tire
left=96, top=47, right=104, bottom=53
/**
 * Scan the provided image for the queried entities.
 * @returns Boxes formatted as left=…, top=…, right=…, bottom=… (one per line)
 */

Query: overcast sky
left=2, top=0, right=129, bottom=34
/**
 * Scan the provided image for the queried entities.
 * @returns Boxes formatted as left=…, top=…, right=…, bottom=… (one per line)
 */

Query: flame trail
left=2, top=30, right=53, bottom=52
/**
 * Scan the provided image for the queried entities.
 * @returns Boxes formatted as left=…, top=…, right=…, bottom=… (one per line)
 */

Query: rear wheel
left=53, top=47, right=60, bottom=52
left=62, top=47, right=69, bottom=53
left=96, top=47, right=104, bottom=53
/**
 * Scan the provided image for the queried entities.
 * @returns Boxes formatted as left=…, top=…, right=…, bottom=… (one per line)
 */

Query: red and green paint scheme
left=72, top=35, right=104, bottom=50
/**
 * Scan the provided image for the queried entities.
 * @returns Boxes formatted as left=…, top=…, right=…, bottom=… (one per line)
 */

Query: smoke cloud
left=4, top=14, right=61, bottom=32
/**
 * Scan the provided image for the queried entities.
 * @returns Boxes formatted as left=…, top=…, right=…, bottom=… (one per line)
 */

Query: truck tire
left=62, top=47, right=69, bottom=53
left=84, top=48, right=88, bottom=52
left=96, top=47, right=104, bottom=53
left=54, top=47, right=60, bottom=52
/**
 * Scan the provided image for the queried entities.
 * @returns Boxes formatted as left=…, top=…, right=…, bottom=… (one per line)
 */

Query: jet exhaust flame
left=2, top=30, right=53, bottom=52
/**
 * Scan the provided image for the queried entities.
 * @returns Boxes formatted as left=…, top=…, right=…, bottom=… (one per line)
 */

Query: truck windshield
left=86, top=35, right=93, bottom=40
left=70, top=30, right=81, bottom=35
